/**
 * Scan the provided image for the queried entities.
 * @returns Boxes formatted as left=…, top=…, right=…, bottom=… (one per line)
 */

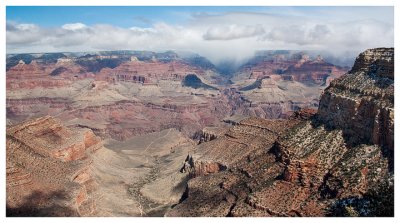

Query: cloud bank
left=6, top=8, right=394, bottom=65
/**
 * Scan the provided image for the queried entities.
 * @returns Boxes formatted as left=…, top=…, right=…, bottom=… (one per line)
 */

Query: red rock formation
left=284, top=57, right=345, bottom=85
left=237, top=53, right=348, bottom=85
left=7, top=116, right=102, bottom=161
left=6, top=52, right=229, bottom=140
left=177, top=117, right=301, bottom=179
left=7, top=60, right=45, bottom=77
left=198, top=126, right=227, bottom=143
left=6, top=59, right=93, bottom=90
left=6, top=116, right=102, bottom=216
left=230, top=54, right=345, bottom=119
left=95, top=60, right=210, bottom=84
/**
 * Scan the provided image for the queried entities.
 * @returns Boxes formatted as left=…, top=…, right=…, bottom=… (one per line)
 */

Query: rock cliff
left=6, top=116, right=102, bottom=216
left=318, top=47, right=394, bottom=152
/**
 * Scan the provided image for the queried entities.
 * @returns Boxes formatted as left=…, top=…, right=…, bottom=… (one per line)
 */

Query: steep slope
left=318, top=48, right=394, bottom=153
left=167, top=48, right=394, bottom=217
left=6, top=116, right=102, bottom=216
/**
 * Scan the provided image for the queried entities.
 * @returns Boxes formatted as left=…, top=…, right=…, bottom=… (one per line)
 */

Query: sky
left=6, top=6, right=394, bottom=65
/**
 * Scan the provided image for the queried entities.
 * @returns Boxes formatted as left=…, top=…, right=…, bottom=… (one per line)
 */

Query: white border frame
left=1, top=1, right=398, bottom=223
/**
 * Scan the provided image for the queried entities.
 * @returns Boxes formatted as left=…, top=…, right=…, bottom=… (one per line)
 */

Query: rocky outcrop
left=199, top=127, right=226, bottom=143
left=181, top=154, right=227, bottom=177
left=6, top=116, right=101, bottom=216
left=350, top=48, right=394, bottom=80
left=289, top=108, right=317, bottom=120
left=318, top=47, right=394, bottom=151
left=7, top=116, right=102, bottom=161
left=167, top=117, right=301, bottom=217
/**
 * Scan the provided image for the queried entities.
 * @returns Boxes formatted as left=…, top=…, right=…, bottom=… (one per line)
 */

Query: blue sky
left=6, top=6, right=394, bottom=63
left=7, top=6, right=272, bottom=28
left=7, top=6, right=393, bottom=28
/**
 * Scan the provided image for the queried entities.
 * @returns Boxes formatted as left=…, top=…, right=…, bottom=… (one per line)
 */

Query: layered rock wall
left=6, top=116, right=102, bottom=216
left=318, top=48, right=394, bottom=150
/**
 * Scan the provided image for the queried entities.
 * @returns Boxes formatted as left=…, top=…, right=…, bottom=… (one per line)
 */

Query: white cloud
left=129, top=27, right=156, bottom=33
left=6, top=22, right=43, bottom=45
left=16, top=23, right=39, bottom=31
left=203, top=24, right=265, bottom=40
left=62, top=23, right=87, bottom=31
left=6, top=8, right=394, bottom=65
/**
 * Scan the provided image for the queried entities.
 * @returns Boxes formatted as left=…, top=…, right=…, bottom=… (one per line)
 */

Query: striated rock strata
left=6, top=116, right=102, bottom=216
left=319, top=47, right=394, bottom=152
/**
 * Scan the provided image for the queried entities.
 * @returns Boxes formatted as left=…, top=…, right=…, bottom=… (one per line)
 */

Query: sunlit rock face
left=318, top=48, right=394, bottom=151
left=6, top=116, right=101, bottom=216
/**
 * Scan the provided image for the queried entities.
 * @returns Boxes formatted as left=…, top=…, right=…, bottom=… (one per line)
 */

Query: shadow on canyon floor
left=6, top=190, right=77, bottom=217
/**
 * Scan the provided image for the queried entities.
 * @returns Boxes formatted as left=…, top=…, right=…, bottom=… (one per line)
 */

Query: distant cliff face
left=6, top=51, right=230, bottom=140
left=229, top=52, right=348, bottom=119
left=6, top=50, right=350, bottom=136
left=234, top=51, right=348, bottom=85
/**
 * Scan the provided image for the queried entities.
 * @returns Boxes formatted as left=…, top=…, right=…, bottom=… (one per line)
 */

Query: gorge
left=6, top=48, right=394, bottom=217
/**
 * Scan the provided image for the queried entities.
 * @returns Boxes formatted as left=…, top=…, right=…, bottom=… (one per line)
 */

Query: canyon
left=6, top=48, right=393, bottom=217
left=6, top=50, right=348, bottom=139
